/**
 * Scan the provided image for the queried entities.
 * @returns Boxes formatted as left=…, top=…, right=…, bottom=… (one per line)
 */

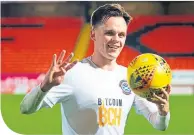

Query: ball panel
left=150, top=66, right=171, bottom=88
left=127, top=53, right=172, bottom=99
left=129, top=53, right=158, bottom=68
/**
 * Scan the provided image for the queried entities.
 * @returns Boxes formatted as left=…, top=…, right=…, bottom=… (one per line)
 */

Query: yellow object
left=72, top=23, right=91, bottom=62
left=127, top=53, right=172, bottom=98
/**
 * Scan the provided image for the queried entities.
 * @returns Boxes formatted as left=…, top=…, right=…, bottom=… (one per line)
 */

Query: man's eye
left=119, top=33, right=125, bottom=37
left=105, top=31, right=114, bottom=35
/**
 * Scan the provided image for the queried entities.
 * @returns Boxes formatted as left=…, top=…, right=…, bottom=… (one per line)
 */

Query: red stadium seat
left=127, top=15, right=194, bottom=53
left=140, top=26, right=194, bottom=53
left=1, top=16, right=194, bottom=74
left=1, top=17, right=83, bottom=73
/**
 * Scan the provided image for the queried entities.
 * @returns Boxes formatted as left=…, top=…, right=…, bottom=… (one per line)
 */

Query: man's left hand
left=147, top=85, right=170, bottom=116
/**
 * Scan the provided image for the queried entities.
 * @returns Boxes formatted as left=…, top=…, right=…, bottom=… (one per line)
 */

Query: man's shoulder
left=66, top=57, right=92, bottom=74
left=117, top=65, right=127, bottom=72
left=63, top=58, right=93, bottom=84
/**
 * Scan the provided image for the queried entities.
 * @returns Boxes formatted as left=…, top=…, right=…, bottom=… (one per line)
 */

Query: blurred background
left=1, top=1, right=194, bottom=135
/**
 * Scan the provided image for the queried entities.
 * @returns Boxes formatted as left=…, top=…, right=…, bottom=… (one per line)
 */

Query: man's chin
left=107, top=53, right=119, bottom=60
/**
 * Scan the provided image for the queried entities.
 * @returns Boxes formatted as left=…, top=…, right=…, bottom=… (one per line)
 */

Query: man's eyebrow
left=105, top=29, right=112, bottom=31
left=104, top=29, right=126, bottom=34
left=104, top=29, right=115, bottom=32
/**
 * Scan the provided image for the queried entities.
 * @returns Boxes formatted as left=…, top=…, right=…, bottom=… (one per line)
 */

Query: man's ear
left=90, top=27, right=96, bottom=41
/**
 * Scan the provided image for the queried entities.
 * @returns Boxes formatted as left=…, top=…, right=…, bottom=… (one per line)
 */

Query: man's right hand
left=40, top=50, right=78, bottom=92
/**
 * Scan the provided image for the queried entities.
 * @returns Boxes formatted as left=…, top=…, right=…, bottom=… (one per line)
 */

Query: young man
left=20, top=4, right=170, bottom=135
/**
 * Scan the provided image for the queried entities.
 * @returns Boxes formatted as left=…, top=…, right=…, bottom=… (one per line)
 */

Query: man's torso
left=59, top=58, right=135, bottom=135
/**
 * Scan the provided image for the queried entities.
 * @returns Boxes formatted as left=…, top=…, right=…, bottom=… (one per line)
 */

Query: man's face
left=92, top=16, right=128, bottom=60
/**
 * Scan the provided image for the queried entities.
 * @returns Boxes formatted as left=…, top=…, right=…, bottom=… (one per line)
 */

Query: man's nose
left=112, top=34, right=120, bottom=42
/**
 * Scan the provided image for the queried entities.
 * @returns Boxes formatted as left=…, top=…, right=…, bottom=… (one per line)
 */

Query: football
left=127, top=53, right=172, bottom=99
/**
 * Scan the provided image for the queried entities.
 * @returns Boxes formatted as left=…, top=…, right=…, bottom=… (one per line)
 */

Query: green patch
left=1, top=95, right=194, bottom=134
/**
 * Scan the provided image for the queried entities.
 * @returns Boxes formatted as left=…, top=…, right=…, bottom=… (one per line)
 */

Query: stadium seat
left=1, top=16, right=194, bottom=74
left=140, top=26, right=194, bottom=53
left=1, top=17, right=83, bottom=73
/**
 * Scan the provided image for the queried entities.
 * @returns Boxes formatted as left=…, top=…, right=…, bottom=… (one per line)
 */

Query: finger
left=161, top=88, right=169, bottom=101
left=166, top=84, right=171, bottom=94
left=60, top=62, right=68, bottom=68
left=157, top=103, right=165, bottom=109
left=60, top=67, right=66, bottom=74
left=65, top=60, right=78, bottom=71
left=147, top=97, right=155, bottom=103
left=61, top=53, right=74, bottom=67
left=57, top=50, right=66, bottom=64
left=52, top=54, right=57, bottom=67
left=153, top=93, right=166, bottom=104
left=65, top=52, right=74, bottom=63
left=147, top=97, right=162, bottom=104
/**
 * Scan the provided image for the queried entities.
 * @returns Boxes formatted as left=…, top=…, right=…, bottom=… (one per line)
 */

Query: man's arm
left=133, top=95, right=170, bottom=131
left=20, top=84, right=47, bottom=114
left=20, top=83, right=73, bottom=114
left=20, top=50, right=77, bottom=114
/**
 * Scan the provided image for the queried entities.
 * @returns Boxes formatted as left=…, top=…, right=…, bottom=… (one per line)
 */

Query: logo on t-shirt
left=98, top=98, right=122, bottom=127
left=119, top=80, right=131, bottom=95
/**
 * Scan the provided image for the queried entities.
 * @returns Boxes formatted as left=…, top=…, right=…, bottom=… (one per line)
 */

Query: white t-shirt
left=20, top=57, right=170, bottom=135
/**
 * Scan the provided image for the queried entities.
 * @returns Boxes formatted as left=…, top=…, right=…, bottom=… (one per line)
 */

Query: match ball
left=127, top=53, right=172, bottom=99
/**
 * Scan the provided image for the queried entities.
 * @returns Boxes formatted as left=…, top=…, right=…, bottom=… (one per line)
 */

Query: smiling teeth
left=108, top=45, right=119, bottom=49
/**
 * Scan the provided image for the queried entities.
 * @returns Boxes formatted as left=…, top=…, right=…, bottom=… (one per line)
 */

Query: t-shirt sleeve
left=41, top=83, right=73, bottom=108
left=20, top=75, right=74, bottom=114
left=132, top=95, right=170, bottom=131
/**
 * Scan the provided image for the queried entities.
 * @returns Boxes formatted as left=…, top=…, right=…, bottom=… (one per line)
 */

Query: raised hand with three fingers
left=40, top=50, right=78, bottom=92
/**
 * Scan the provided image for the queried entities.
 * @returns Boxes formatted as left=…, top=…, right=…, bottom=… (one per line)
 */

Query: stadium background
left=1, top=1, right=194, bottom=135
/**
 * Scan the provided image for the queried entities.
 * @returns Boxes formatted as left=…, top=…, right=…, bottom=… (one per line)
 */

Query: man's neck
left=91, top=53, right=118, bottom=71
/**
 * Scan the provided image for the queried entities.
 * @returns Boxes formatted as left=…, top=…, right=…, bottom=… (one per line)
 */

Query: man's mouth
left=108, top=45, right=119, bottom=49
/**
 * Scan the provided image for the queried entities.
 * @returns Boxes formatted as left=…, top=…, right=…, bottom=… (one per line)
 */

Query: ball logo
left=142, top=58, right=148, bottom=62
left=119, top=80, right=131, bottom=95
